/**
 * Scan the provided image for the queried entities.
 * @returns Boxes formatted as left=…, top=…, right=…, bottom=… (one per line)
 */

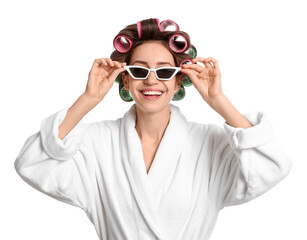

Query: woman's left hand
left=180, top=57, right=224, bottom=103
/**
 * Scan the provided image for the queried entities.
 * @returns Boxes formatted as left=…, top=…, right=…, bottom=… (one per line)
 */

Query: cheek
left=126, top=76, right=134, bottom=88
left=128, top=79, right=140, bottom=93
left=168, top=79, right=178, bottom=90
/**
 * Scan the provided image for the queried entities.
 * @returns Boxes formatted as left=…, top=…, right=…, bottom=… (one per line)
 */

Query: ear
left=122, top=72, right=129, bottom=90
left=175, top=74, right=184, bottom=92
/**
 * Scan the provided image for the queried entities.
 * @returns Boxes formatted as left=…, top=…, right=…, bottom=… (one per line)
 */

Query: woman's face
left=122, top=41, right=183, bottom=113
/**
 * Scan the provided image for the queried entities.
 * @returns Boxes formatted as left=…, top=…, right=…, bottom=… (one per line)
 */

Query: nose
left=144, top=70, right=158, bottom=84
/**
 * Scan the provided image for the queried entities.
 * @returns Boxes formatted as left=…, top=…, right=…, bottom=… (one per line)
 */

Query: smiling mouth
left=140, top=91, right=163, bottom=96
left=139, top=90, right=164, bottom=100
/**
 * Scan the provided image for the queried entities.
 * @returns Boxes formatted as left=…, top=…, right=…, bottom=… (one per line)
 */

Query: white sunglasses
left=124, top=65, right=181, bottom=81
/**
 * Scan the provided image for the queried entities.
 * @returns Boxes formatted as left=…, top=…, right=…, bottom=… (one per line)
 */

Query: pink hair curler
left=160, top=19, right=179, bottom=32
left=180, top=59, right=193, bottom=65
left=169, top=33, right=188, bottom=53
left=114, top=35, right=133, bottom=53
left=137, top=21, right=142, bottom=39
left=156, top=18, right=161, bottom=32
left=180, top=59, right=193, bottom=75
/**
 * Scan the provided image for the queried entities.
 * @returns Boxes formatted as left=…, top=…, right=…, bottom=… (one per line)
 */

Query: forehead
left=130, top=41, right=175, bottom=65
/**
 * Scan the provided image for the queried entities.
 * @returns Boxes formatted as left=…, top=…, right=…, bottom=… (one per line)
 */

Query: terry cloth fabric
left=14, top=103, right=292, bottom=240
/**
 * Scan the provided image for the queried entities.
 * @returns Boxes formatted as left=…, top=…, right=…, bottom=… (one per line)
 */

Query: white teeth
left=142, top=91, right=162, bottom=96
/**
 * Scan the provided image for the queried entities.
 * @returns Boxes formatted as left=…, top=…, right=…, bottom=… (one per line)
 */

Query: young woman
left=15, top=18, right=292, bottom=240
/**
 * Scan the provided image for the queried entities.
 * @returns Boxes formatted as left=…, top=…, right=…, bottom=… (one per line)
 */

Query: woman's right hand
left=84, top=58, right=126, bottom=102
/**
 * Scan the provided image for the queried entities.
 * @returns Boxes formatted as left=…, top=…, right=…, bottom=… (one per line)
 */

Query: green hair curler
left=119, top=79, right=133, bottom=102
left=182, top=74, right=193, bottom=87
left=185, top=45, right=197, bottom=58
left=172, top=84, right=186, bottom=101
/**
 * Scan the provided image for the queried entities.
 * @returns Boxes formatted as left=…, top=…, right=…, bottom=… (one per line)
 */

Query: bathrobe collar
left=119, top=103, right=189, bottom=239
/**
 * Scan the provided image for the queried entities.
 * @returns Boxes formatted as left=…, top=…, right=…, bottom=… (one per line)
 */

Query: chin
left=135, top=101, right=170, bottom=113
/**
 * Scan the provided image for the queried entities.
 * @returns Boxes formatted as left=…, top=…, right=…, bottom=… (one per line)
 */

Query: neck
left=134, top=105, right=171, bottom=144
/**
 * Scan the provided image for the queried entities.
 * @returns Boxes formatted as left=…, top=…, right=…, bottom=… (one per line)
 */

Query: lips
left=140, top=88, right=164, bottom=93
left=139, top=88, right=164, bottom=101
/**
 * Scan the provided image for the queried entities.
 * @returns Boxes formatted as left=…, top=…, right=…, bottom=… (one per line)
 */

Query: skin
left=122, top=41, right=183, bottom=144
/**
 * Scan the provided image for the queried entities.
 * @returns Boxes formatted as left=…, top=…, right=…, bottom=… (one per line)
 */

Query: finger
left=101, top=58, right=108, bottom=66
left=207, top=57, right=219, bottom=69
left=91, top=58, right=124, bottom=75
left=192, top=57, right=212, bottom=68
left=92, top=58, right=104, bottom=68
left=108, top=67, right=126, bottom=83
left=98, top=58, right=114, bottom=71
left=113, top=60, right=126, bottom=68
left=93, top=60, right=114, bottom=76
left=181, top=67, right=199, bottom=75
left=106, top=58, right=115, bottom=67
left=181, top=63, right=204, bottom=73
left=105, top=61, right=125, bottom=77
left=91, top=58, right=109, bottom=71
left=108, top=64, right=125, bottom=75
left=192, top=57, right=206, bottom=62
left=114, top=61, right=122, bottom=68
left=180, top=68, right=199, bottom=83
left=90, top=59, right=104, bottom=75
left=101, top=58, right=114, bottom=71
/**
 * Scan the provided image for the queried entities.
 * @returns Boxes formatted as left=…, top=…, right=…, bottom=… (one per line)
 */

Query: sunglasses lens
left=156, top=68, right=176, bottom=79
left=129, top=67, right=148, bottom=78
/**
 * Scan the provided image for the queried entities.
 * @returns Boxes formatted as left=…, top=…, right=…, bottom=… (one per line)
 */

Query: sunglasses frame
left=123, top=65, right=181, bottom=81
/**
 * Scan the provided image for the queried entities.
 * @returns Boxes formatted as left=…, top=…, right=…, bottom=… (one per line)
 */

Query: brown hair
left=110, top=18, right=197, bottom=101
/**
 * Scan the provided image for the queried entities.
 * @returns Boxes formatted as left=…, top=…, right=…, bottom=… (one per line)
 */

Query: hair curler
left=156, top=18, right=161, bottom=32
left=179, top=59, right=194, bottom=87
left=180, top=59, right=193, bottom=65
left=119, top=79, right=133, bottom=101
left=160, top=19, right=179, bottom=32
left=185, top=45, right=197, bottom=58
left=173, top=84, right=186, bottom=101
left=137, top=21, right=142, bottom=39
left=180, top=59, right=193, bottom=76
left=169, top=33, right=188, bottom=53
left=113, top=35, right=133, bottom=53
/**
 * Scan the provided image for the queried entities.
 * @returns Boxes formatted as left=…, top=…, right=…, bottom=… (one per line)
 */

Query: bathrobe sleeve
left=14, top=108, right=91, bottom=210
left=209, top=111, right=292, bottom=210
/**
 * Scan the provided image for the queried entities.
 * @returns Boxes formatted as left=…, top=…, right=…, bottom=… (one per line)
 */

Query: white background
left=1, top=0, right=306, bottom=239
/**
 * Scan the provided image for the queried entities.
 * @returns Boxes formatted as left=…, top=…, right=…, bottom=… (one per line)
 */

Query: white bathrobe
left=14, top=103, right=292, bottom=240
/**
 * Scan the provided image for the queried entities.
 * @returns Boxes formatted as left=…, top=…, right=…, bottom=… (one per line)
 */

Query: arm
left=59, top=93, right=99, bottom=140
left=181, top=56, right=291, bottom=208
left=208, top=94, right=254, bottom=129
left=14, top=97, right=96, bottom=210
left=59, top=57, right=126, bottom=140
left=208, top=108, right=292, bottom=210
left=14, top=58, right=124, bottom=209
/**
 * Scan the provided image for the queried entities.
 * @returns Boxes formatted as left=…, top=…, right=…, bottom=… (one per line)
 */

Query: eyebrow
left=131, top=60, right=173, bottom=66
